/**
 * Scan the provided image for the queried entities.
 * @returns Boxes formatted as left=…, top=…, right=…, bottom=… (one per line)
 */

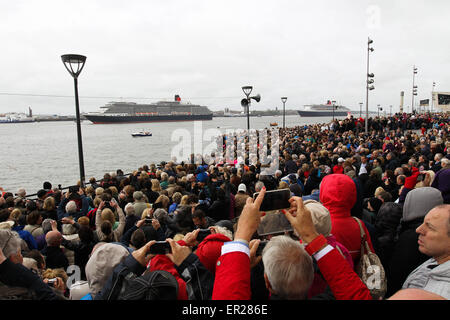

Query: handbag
left=352, top=217, right=387, bottom=300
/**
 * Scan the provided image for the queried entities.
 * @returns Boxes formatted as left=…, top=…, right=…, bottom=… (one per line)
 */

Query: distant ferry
left=0, top=113, right=34, bottom=123
left=297, top=100, right=351, bottom=117
left=84, top=95, right=213, bottom=124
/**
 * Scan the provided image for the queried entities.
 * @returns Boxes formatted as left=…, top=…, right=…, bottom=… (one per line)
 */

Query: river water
left=0, top=114, right=338, bottom=194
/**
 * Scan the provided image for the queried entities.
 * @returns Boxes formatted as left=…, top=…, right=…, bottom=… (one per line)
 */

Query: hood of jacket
left=319, top=174, right=356, bottom=218
left=85, top=243, right=130, bottom=298
left=402, top=187, right=443, bottom=222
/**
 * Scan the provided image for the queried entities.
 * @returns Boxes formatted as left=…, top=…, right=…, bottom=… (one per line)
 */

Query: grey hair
left=17, top=188, right=26, bottom=198
left=124, top=203, right=135, bottom=216
left=0, top=229, right=22, bottom=258
left=153, top=208, right=168, bottom=223
left=262, top=236, right=314, bottom=299
left=65, top=200, right=77, bottom=214
left=255, top=181, right=265, bottom=192
left=42, top=219, right=54, bottom=234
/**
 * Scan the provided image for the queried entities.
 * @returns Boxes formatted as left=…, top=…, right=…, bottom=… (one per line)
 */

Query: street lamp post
left=377, top=104, right=382, bottom=117
left=281, top=97, right=287, bottom=129
left=359, top=102, right=363, bottom=118
left=61, top=54, right=87, bottom=188
left=241, top=86, right=261, bottom=131
left=366, top=37, right=375, bottom=134
left=412, top=66, right=418, bottom=113
left=431, top=81, right=436, bottom=113
left=331, top=100, right=337, bottom=121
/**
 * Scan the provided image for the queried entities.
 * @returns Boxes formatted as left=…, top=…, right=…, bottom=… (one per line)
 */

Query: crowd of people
left=0, top=112, right=449, bottom=301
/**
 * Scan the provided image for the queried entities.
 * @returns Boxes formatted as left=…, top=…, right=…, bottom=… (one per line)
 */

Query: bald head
left=45, top=230, right=62, bottom=247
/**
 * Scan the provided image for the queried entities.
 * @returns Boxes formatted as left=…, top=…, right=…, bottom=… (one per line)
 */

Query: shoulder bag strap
left=352, top=217, right=367, bottom=257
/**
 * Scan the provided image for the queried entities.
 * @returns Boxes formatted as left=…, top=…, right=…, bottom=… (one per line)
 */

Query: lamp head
left=281, top=97, right=287, bottom=103
left=242, top=86, right=253, bottom=97
left=61, top=54, right=87, bottom=79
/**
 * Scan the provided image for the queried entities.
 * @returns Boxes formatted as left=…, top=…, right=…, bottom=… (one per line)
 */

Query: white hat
left=304, top=200, right=332, bottom=237
left=338, top=157, right=345, bottom=163
left=0, top=221, right=14, bottom=229
left=238, top=183, right=247, bottom=193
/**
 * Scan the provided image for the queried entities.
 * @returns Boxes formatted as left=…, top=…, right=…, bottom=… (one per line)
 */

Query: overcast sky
left=0, top=0, right=449, bottom=115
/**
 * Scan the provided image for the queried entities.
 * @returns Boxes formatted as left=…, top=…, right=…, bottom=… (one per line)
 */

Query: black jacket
left=0, top=259, right=59, bottom=300
left=385, top=157, right=400, bottom=172
left=61, top=237, right=95, bottom=280
left=207, top=199, right=229, bottom=222
left=41, top=246, right=69, bottom=270
left=175, top=253, right=215, bottom=300
left=385, top=217, right=429, bottom=297
left=374, top=202, right=403, bottom=268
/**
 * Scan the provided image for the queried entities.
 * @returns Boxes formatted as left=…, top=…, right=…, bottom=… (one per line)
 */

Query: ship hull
left=297, top=110, right=349, bottom=117
left=84, top=113, right=213, bottom=124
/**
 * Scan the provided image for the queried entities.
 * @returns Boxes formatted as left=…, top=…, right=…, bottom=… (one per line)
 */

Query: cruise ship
left=84, top=95, right=213, bottom=124
left=297, top=100, right=352, bottom=117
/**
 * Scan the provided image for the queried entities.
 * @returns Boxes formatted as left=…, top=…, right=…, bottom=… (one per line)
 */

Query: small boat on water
left=132, top=130, right=152, bottom=137
left=270, top=122, right=278, bottom=126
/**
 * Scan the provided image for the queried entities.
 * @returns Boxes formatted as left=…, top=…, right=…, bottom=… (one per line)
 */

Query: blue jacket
left=12, top=226, right=37, bottom=250
left=302, top=190, right=320, bottom=202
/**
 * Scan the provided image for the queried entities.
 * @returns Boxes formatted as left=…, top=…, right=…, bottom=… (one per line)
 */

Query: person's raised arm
left=95, top=201, right=105, bottom=230
left=212, top=187, right=266, bottom=300
left=113, top=203, right=126, bottom=239
left=284, top=196, right=372, bottom=300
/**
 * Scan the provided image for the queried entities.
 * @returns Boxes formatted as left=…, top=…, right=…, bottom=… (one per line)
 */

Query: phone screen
left=253, top=189, right=291, bottom=212
left=149, top=241, right=171, bottom=254
left=196, top=229, right=212, bottom=242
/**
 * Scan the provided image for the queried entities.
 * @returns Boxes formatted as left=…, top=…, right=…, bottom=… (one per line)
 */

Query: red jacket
left=319, top=174, right=375, bottom=266
left=212, top=244, right=251, bottom=300
left=332, top=165, right=344, bottom=174
left=212, top=238, right=372, bottom=300
left=404, top=167, right=420, bottom=189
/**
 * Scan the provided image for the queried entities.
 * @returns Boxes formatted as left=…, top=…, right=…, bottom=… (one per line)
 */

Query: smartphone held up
left=253, top=188, right=291, bottom=212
